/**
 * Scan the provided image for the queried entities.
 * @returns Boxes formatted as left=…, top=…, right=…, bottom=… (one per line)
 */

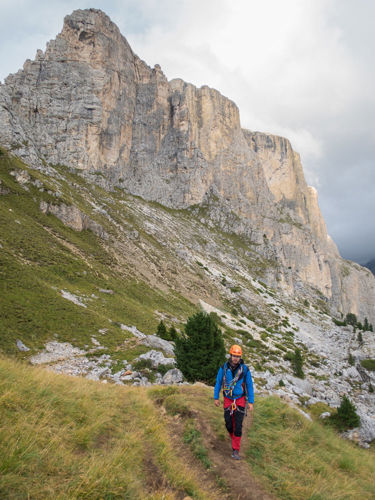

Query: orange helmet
left=229, top=344, right=242, bottom=356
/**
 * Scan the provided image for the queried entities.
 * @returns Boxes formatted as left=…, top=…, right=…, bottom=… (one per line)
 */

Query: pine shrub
left=175, top=311, right=226, bottom=384
left=156, top=320, right=168, bottom=339
left=330, top=395, right=360, bottom=431
left=292, top=348, right=304, bottom=379
left=168, top=326, right=178, bottom=341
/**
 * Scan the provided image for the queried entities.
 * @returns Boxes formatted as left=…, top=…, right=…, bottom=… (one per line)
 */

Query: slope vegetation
left=1, top=357, right=375, bottom=500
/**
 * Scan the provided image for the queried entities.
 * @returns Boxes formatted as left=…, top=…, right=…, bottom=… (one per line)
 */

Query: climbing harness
left=224, top=399, right=247, bottom=416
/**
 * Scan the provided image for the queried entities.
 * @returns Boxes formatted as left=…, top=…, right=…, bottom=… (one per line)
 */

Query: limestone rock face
left=0, top=8, right=374, bottom=322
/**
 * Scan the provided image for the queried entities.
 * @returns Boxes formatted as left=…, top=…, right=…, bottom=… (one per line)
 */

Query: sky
left=1, top=0, right=374, bottom=264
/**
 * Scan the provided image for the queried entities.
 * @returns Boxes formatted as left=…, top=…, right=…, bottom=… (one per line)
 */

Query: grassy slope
left=1, top=357, right=375, bottom=500
left=0, top=357, right=216, bottom=500
left=0, top=148, right=196, bottom=359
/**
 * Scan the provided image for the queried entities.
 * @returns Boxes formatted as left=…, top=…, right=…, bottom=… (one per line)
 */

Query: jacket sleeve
left=214, top=366, right=224, bottom=400
left=245, top=368, right=254, bottom=404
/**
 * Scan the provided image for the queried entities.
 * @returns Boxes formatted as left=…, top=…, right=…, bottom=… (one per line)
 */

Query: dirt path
left=195, top=411, right=276, bottom=500
left=164, top=405, right=276, bottom=500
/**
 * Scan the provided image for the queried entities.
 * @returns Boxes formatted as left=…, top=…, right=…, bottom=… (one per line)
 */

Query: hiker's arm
left=213, top=366, right=223, bottom=404
left=246, top=369, right=254, bottom=406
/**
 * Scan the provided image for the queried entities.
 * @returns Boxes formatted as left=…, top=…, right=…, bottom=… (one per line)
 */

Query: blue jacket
left=214, top=359, right=254, bottom=403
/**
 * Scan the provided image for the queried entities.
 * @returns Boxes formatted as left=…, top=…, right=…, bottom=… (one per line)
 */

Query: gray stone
left=143, top=335, right=175, bottom=356
left=319, top=412, right=331, bottom=419
left=136, top=350, right=175, bottom=368
left=30, top=341, right=86, bottom=364
left=162, top=368, right=183, bottom=384
left=16, top=339, right=30, bottom=352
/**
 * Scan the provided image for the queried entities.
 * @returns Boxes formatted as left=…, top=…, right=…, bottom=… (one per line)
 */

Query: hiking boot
left=231, top=449, right=240, bottom=460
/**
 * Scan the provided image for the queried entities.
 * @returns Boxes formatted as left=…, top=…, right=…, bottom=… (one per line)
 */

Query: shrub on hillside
left=156, top=320, right=168, bottom=339
left=175, top=311, right=226, bottom=384
left=360, top=359, right=375, bottom=371
left=292, top=348, right=304, bottom=379
left=329, top=395, right=360, bottom=431
left=156, top=321, right=178, bottom=341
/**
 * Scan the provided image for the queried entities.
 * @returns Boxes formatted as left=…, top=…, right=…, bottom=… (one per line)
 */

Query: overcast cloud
left=1, top=0, right=374, bottom=264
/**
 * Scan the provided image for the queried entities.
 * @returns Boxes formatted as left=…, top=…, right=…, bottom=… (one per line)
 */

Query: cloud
left=0, top=0, right=374, bottom=263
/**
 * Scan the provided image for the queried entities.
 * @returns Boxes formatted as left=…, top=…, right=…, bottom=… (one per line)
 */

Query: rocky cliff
left=0, top=8, right=374, bottom=322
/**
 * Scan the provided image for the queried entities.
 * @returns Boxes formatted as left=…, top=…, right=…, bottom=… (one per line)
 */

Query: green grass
left=245, top=396, right=375, bottom=499
left=0, top=357, right=214, bottom=500
left=1, top=358, right=375, bottom=500
left=183, top=420, right=212, bottom=469
left=360, top=359, right=375, bottom=371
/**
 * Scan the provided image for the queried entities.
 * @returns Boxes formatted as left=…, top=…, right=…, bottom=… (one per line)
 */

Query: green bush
left=175, top=311, right=226, bottom=384
left=333, top=318, right=347, bottom=327
left=283, top=351, right=294, bottom=362
left=345, top=313, right=357, bottom=326
left=329, top=395, right=360, bottom=431
left=133, top=358, right=153, bottom=371
left=292, top=348, right=304, bottom=379
left=360, top=359, right=375, bottom=371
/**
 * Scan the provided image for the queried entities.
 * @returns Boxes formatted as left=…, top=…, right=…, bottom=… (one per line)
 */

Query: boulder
left=16, top=339, right=30, bottom=352
left=143, top=335, right=175, bottom=356
left=319, top=412, right=331, bottom=419
left=136, top=350, right=176, bottom=368
left=162, top=368, right=184, bottom=384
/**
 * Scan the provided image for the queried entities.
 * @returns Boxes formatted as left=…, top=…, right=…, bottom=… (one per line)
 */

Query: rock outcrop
left=0, top=8, right=374, bottom=322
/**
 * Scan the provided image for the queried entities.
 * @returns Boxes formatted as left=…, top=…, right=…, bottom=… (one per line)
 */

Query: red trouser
left=224, top=396, right=246, bottom=451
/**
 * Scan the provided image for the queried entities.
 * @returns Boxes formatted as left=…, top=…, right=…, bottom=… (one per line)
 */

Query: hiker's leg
left=232, top=406, right=245, bottom=451
left=224, top=409, right=233, bottom=435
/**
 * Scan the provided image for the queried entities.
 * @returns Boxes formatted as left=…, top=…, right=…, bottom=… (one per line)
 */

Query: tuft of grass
left=183, top=420, right=211, bottom=469
left=360, top=359, right=375, bottom=371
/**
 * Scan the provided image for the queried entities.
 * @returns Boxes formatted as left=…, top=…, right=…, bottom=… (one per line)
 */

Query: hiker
left=214, top=345, right=254, bottom=460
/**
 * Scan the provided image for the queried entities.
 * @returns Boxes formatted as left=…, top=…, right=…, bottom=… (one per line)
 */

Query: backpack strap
left=241, top=365, right=249, bottom=400
left=222, top=362, right=244, bottom=399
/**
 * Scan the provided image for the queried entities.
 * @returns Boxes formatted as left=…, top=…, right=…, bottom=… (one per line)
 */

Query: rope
left=223, top=362, right=244, bottom=399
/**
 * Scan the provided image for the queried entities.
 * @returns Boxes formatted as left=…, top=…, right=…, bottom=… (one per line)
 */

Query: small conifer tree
left=345, top=313, right=357, bottom=327
left=348, top=353, right=355, bottom=366
left=292, top=348, right=304, bottom=379
left=357, top=331, right=363, bottom=344
left=364, top=317, right=369, bottom=331
left=156, top=320, right=169, bottom=340
left=330, top=395, right=360, bottom=431
left=175, top=311, right=226, bottom=384
left=168, top=326, right=178, bottom=341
